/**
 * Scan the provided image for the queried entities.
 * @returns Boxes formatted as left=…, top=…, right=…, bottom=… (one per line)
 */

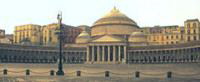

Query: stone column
left=97, top=46, right=100, bottom=63
left=113, top=46, right=116, bottom=64
left=92, top=46, right=94, bottom=63
left=102, top=46, right=105, bottom=64
left=108, top=46, right=110, bottom=64
left=118, top=46, right=121, bottom=63
left=124, top=46, right=126, bottom=64
left=86, top=46, right=90, bottom=63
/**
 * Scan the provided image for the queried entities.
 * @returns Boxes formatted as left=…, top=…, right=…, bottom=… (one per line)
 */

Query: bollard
left=77, top=71, right=81, bottom=77
left=105, top=71, right=110, bottom=77
left=26, top=69, right=30, bottom=76
left=135, top=71, right=140, bottom=78
left=50, top=70, right=54, bottom=76
left=167, top=72, right=172, bottom=78
left=3, top=69, right=7, bottom=75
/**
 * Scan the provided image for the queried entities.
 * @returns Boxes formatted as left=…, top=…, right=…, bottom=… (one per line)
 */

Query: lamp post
left=56, top=12, right=64, bottom=76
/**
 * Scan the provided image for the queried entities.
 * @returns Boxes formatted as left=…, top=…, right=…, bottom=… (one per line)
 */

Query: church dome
left=129, top=31, right=147, bottom=43
left=93, top=7, right=137, bottom=26
left=91, top=7, right=139, bottom=37
left=76, top=30, right=90, bottom=44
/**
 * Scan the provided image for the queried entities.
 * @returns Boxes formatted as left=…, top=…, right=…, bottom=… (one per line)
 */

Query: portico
left=86, top=35, right=127, bottom=64
left=87, top=44, right=127, bottom=64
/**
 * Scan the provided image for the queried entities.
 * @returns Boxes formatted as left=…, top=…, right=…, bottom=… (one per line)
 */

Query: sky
left=0, top=0, right=200, bottom=34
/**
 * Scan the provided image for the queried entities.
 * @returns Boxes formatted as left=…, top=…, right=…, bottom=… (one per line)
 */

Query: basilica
left=0, top=7, right=200, bottom=64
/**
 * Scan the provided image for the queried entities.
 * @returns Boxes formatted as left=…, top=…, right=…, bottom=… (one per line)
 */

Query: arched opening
left=162, top=56, right=166, bottom=62
left=148, top=56, right=151, bottom=63
left=72, top=57, right=75, bottom=63
left=153, top=57, right=156, bottom=63
left=144, top=56, right=147, bottom=62
left=191, top=55, right=194, bottom=61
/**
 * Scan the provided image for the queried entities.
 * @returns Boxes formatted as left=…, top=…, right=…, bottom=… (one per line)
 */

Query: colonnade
left=87, top=45, right=126, bottom=64
left=0, top=48, right=86, bottom=63
left=128, top=47, right=200, bottom=63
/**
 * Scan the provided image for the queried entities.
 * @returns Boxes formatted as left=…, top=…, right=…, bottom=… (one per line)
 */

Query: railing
left=1, top=69, right=200, bottom=79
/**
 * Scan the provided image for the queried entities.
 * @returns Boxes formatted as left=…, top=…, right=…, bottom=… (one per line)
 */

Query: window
left=188, top=30, right=190, bottom=34
left=194, top=30, right=196, bottom=34
left=171, top=36, right=173, bottom=39
left=176, top=35, right=178, bottom=39
left=188, top=36, right=190, bottom=41
left=194, top=36, right=197, bottom=41
left=193, top=23, right=197, bottom=28
left=166, top=36, right=169, bottom=39
left=44, top=37, right=46, bottom=43
left=187, top=23, right=190, bottom=28
left=49, top=37, right=52, bottom=42
left=181, top=35, right=183, bottom=40
left=49, top=31, right=51, bottom=36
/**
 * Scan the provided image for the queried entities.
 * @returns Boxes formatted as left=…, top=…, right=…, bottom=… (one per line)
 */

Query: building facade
left=142, top=25, right=185, bottom=45
left=14, top=23, right=82, bottom=46
left=13, top=24, right=42, bottom=45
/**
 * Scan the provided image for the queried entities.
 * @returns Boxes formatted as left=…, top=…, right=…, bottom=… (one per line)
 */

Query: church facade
left=1, top=7, right=200, bottom=64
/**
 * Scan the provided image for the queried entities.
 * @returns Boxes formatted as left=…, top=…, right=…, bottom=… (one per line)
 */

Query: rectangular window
left=194, top=36, right=197, bottom=41
left=194, top=30, right=196, bottom=34
left=193, top=23, right=197, bottom=28
left=187, top=23, right=190, bottom=28
left=176, top=35, right=178, bottom=39
left=188, top=30, right=190, bottom=34
left=188, top=36, right=190, bottom=41
left=49, top=37, right=52, bottom=42
left=181, top=35, right=183, bottom=40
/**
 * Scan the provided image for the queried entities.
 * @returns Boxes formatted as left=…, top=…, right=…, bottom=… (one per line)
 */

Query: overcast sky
left=0, top=0, right=200, bottom=34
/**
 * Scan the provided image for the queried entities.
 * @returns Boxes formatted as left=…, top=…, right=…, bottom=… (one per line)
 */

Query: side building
left=0, top=29, right=12, bottom=44
left=184, top=19, right=200, bottom=42
left=141, top=19, right=200, bottom=45
left=14, top=23, right=82, bottom=46
left=142, top=25, right=185, bottom=45
left=13, top=24, right=42, bottom=45
left=42, top=23, right=81, bottom=46
left=0, top=29, right=5, bottom=38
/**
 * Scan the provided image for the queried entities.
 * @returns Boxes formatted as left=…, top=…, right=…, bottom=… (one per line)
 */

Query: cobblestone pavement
left=1, top=77, right=200, bottom=82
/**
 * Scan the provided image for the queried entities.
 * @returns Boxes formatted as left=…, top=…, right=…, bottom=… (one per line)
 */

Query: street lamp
left=56, top=12, right=64, bottom=76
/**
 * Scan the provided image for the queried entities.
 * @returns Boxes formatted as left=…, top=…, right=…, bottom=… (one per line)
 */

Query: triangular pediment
left=91, top=35, right=125, bottom=43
